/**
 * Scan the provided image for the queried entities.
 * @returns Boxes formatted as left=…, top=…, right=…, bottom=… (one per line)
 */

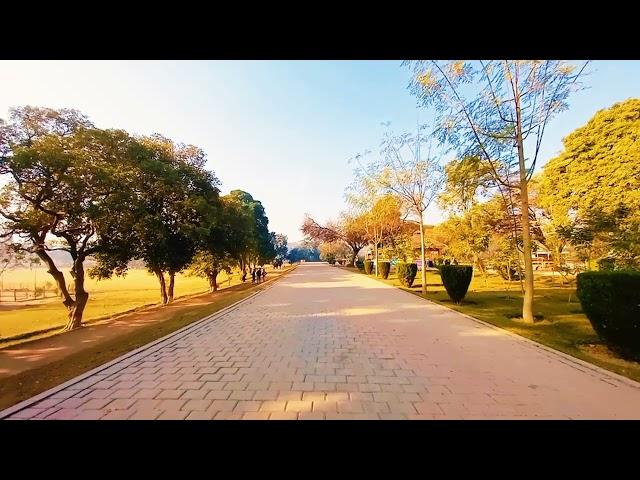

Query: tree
left=92, top=135, right=221, bottom=305
left=538, top=98, right=640, bottom=270
left=0, top=107, right=141, bottom=330
left=319, top=241, right=351, bottom=264
left=301, top=213, right=368, bottom=266
left=271, top=232, right=288, bottom=267
left=188, top=250, right=234, bottom=292
left=287, top=245, right=320, bottom=263
left=438, top=155, right=494, bottom=214
left=353, top=131, right=445, bottom=296
left=407, top=60, right=588, bottom=322
left=227, top=190, right=275, bottom=270
left=346, top=173, right=407, bottom=275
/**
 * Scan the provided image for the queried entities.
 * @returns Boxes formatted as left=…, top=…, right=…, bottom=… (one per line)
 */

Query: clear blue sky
left=1, top=60, right=638, bottom=243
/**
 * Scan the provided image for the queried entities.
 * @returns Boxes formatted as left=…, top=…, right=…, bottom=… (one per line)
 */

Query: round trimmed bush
left=356, top=260, right=364, bottom=271
left=379, top=261, right=391, bottom=279
left=364, top=259, right=373, bottom=274
left=397, top=262, right=417, bottom=287
left=576, top=271, right=640, bottom=361
left=438, top=265, right=473, bottom=304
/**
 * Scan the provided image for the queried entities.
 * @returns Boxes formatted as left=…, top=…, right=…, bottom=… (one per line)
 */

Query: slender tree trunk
left=418, top=211, right=427, bottom=296
left=374, top=240, right=379, bottom=277
left=515, top=98, right=535, bottom=323
left=64, top=256, right=88, bottom=331
left=167, top=271, right=175, bottom=303
left=154, top=268, right=168, bottom=305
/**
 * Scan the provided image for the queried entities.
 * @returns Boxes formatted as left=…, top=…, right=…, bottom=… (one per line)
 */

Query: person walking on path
left=251, top=269, right=256, bottom=284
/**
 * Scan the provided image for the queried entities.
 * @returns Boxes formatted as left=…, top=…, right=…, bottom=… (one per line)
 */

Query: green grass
left=0, top=268, right=243, bottom=340
left=0, top=267, right=293, bottom=411
left=343, top=266, right=640, bottom=383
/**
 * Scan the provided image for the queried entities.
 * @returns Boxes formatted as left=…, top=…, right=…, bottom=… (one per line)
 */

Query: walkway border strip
left=339, top=266, right=640, bottom=390
left=0, top=268, right=292, bottom=420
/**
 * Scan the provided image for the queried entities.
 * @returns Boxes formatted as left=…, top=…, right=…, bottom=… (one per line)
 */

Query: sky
left=1, top=60, right=638, bottom=243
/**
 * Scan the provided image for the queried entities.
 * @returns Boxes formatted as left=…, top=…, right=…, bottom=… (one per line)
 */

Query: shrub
left=576, top=271, right=640, bottom=361
left=397, top=262, right=417, bottom=287
left=356, top=260, right=364, bottom=271
left=379, top=261, right=391, bottom=279
left=364, top=259, right=373, bottom=274
left=438, top=265, right=473, bottom=304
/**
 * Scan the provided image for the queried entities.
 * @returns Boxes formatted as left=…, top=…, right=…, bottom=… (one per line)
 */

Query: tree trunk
left=154, top=268, right=168, bottom=305
left=36, top=248, right=74, bottom=308
left=64, top=256, right=88, bottom=331
left=350, top=248, right=358, bottom=267
left=418, top=212, right=427, bottom=296
left=208, top=269, right=219, bottom=292
left=515, top=96, right=535, bottom=323
left=167, top=271, right=175, bottom=303
left=374, top=241, right=379, bottom=277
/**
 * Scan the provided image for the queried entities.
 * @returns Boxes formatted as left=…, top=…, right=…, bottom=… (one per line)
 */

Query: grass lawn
left=0, top=266, right=293, bottom=411
left=341, top=265, right=640, bottom=383
left=0, top=268, right=245, bottom=341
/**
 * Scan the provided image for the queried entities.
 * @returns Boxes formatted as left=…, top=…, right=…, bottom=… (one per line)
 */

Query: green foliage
left=396, top=262, right=417, bottom=287
left=539, top=98, right=640, bottom=269
left=577, top=271, right=640, bottom=361
left=271, top=233, right=288, bottom=263
left=364, top=259, right=373, bottom=274
left=286, top=246, right=320, bottom=263
left=379, top=261, right=391, bottom=279
left=355, top=260, right=364, bottom=271
left=228, top=190, right=276, bottom=268
left=326, top=254, right=336, bottom=265
left=438, top=265, right=473, bottom=304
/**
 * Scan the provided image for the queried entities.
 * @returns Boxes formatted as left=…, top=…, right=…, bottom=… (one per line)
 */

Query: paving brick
left=282, top=400, right=311, bottom=412
left=269, top=412, right=299, bottom=420
left=209, top=400, right=238, bottom=412
left=259, top=401, right=287, bottom=412
left=253, top=390, right=279, bottom=401
left=242, top=412, right=270, bottom=420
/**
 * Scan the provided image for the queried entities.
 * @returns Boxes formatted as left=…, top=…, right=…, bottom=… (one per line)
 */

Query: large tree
left=0, top=107, right=141, bottom=330
left=125, top=135, right=221, bottom=304
left=538, top=98, right=640, bottom=270
left=227, top=190, right=275, bottom=270
left=301, top=213, right=368, bottom=267
left=406, top=60, right=588, bottom=322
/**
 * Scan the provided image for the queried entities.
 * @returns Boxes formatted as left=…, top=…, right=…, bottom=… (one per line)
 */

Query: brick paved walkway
left=3, top=263, right=640, bottom=420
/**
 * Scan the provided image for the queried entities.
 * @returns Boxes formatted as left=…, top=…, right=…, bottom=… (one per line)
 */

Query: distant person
left=427, top=259, right=434, bottom=268
left=251, top=269, right=256, bottom=283
left=262, top=268, right=267, bottom=280
left=241, top=271, right=247, bottom=283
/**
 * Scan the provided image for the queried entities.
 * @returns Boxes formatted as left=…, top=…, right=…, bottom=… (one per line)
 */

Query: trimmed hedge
left=397, top=262, right=418, bottom=287
left=356, top=260, right=364, bottom=271
left=576, top=271, right=640, bottom=361
left=438, top=265, right=473, bottom=304
left=364, top=259, right=374, bottom=274
left=379, top=261, right=391, bottom=279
